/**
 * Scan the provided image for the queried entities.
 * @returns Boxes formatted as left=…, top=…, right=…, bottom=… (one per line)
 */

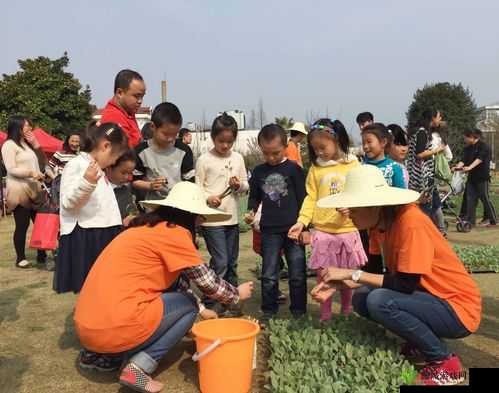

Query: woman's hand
left=200, top=308, right=218, bottom=320
left=238, top=281, right=254, bottom=301
left=24, top=129, right=40, bottom=149
left=311, top=281, right=337, bottom=303
left=83, top=161, right=102, bottom=184
left=243, top=211, right=255, bottom=225
left=229, top=176, right=241, bottom=190
left=320, top=267, right=353, bottom=283
left=30, top=170, right=45, bottom=181
left=288, top=222, right=305, bottom=240
left=207, top=195, right=222, bottom=208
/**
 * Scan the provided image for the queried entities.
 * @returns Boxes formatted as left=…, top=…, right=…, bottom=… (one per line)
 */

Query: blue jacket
left=363, top=156, right=406, bottom=189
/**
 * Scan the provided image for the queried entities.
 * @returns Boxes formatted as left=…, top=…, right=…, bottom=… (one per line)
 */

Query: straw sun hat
left=288, top=121, right=308, bottom=135
left=317, top=165, right=420, bottom=209
left=140, top=182, right=232, bottom=223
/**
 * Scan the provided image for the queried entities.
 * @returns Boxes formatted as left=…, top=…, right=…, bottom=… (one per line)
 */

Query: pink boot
left=340, top=288, right=353, bottom=316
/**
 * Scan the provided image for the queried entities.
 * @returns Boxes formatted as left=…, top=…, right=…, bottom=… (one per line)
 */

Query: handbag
left=435, top=152, right=452, bottom=182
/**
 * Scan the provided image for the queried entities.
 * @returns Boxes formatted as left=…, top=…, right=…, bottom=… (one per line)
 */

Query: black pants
left=460, top=182, right=490, bottom=222
left=465, top=180, right=497, bottom=225
left=13, top=205, right=46, bottom=264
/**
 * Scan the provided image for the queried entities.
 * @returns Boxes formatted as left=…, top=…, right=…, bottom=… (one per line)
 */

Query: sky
left=3, top=0, right=499, bottom=137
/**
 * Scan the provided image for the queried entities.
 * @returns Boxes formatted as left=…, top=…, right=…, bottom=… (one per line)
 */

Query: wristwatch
left=352, top=270, right=363, bottom=283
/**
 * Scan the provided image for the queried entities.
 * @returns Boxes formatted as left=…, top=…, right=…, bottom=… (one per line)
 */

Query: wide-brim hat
left=140, top=182, right=232, bottom=223
left=288, top=121, right=308, bottom=135
left=317, top=165, right=420, bottom=208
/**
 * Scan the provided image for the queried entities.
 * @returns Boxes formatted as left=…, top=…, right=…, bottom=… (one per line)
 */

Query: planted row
left=453, top=245, right=499, bottom=273
left=267, top=317, right=416, bottom=393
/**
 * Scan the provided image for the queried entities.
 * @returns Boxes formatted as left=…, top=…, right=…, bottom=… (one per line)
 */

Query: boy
left=284, top=121, right=307, bottom=167
left=100, top=69, right=146, bottom=148
left=356, top=112, right=374, bottom=131
left=245, top=124, right=307, bottom=325
left=132, top=102, right=195, bottom=201
left=455, top=128, right=497, bottom=227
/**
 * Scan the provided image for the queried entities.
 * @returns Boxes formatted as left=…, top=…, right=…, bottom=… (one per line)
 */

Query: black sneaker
left=258, top=313, right=275, bottom=330
left=79, top=349, right=122, bottom=372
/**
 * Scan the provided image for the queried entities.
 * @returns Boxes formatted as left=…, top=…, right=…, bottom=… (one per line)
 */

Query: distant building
left=93, top=106, right=152, bottom=131
left=477, top=103, right=499, bottom=166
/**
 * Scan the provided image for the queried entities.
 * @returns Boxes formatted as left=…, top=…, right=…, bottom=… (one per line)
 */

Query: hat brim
left=317, top=187, right=420, bottom=209
left=139, top=200, right=232, bottom=223
left=288, top=127, right=308, bottom=135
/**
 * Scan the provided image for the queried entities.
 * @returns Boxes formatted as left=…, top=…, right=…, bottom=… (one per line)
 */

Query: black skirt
left=54, top=224, right=122, bottom=294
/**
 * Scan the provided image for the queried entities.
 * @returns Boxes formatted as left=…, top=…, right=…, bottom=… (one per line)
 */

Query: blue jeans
left=352, top=287, right=470, bottom=361
left=202, top=225, right=239, bottom=287
left=126, top=292, right=198, bottom=373
left=261, top=231, right=307, bottom=316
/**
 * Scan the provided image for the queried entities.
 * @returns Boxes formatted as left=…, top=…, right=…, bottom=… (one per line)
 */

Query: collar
left=316, top=154, right=356, bottom=167
left=108, top=98, right=135, bottom=119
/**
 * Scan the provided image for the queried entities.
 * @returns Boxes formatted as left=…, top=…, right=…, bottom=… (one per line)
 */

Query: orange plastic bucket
left=191, top=318, right=260, bottom=393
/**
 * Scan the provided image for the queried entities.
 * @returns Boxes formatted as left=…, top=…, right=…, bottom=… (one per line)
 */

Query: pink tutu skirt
left=309, top=230, right=367, bottom=270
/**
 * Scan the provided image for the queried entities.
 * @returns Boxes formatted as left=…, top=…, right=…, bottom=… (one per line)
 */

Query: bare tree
left=258, top=97, right=266, bottom=128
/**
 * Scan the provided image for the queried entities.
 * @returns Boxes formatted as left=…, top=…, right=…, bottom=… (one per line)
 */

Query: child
left=361, top=123, right=406, bottom=188
left=387, top=123, right=409, bottom=188
left=55, top=122, right=128, bottom=294
left=195, top=113, right=249, bottom=315
left=246, top=124, right=307, bottom=324
left=288, top=119, right=366, bottom=320
left=106, top=149, right=137, bottom=227
left=356, top=111, right=374, bottom=131
left=284, top=121, right=308, bottom=167
left=132, top=102, right=194, bottom=202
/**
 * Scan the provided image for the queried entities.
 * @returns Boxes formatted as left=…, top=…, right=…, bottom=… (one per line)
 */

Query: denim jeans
left=126, top=292, right=198, bottom=373
left=352, top=287, right=470, bottom=361
left=261, top=231, right=307, bottom=316
left=202, top=225, right=239, bottom=287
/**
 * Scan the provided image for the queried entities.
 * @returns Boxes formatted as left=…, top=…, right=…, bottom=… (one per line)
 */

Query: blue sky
left=3, top=0, right=499, bottom=135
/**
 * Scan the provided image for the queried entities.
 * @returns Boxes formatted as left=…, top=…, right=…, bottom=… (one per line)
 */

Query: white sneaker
left=16, top=259, right=32, bottom=268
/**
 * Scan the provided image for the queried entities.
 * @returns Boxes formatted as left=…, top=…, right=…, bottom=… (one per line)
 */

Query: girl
left=74, top=182, right=254, bottom=393
left=1, top=116, right=47, bottom=268
left=106, top=149, right=137, bottom=227
left=288, top=118, right=366, bottom=320
left=195, top=113, right=249, bottom=316
left=361, top=123, right=406, bottom=189
left=55, top=122, right=128, bottom=294
left=387, top=123, right=409, bottom=188
left=48, top=130, right=81, bottom=177
left=312, top=165, right=481, bottom=386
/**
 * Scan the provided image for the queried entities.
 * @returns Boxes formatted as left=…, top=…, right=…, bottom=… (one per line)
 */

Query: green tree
left=406, top=82, right=478, bottom=160
left=0, top=52, right=93, bottom=137
left=275, top=116, right=294, bottom=130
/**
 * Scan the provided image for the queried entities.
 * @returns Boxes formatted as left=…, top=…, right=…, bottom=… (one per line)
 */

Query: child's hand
left=244, top=211, right=255, bottom=225
left=288, top=222, right=304, bottom=241
left=299, top=231, right=311, bottom=245
left=123, top=215, right=136, bottom=227
left=238, top=281, right=254, bottom=301
left=337, top=208, right=350, bottom=218
left=229, top=176, right=241, bottom=190
left=200, top=308, right=218, bottom=320
left=150, top=177, right=167, bottom=191
left=311, top=281, right=336, bottom=303
left=84, top=161, right=102, bottom=184
left=207, top=195, right=222, bottom=208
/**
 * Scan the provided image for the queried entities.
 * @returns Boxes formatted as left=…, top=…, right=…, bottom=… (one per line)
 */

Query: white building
left=217, top=110, right=246, bottom=130
left=477, top=103, right=499, bottom=166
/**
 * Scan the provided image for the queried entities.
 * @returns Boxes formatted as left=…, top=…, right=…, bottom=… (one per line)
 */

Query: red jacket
left=100, top=99, right=141, bottom=147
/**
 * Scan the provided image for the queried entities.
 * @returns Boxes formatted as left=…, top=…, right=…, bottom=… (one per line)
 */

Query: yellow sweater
left=298, top=159, right=359, bottom=234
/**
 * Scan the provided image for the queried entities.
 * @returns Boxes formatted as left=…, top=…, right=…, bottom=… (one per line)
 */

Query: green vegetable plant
left=453, top=245, right=499, bottom=273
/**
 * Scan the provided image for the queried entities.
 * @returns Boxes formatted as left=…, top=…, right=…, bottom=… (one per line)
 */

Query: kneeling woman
left=74, top=182, right=253, bottom=393
left=312, top=165, right=481, bottom=386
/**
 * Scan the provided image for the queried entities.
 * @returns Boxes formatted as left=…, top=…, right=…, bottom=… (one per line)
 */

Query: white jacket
left=59, top=152, right=122, bottom=235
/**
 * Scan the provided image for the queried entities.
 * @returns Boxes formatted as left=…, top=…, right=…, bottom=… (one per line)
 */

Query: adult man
left=356, top=112, right=374, bottom=131
left=100, top=69, right=146, bottom=148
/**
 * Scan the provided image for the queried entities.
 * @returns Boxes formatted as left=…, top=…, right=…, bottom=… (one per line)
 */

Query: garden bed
left=266, top=317, right=417, bottom=393
left=453, top=245, right=499, bottom=273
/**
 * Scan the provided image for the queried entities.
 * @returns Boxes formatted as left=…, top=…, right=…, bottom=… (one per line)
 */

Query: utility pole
left=161, top=80, right=167, bottom=102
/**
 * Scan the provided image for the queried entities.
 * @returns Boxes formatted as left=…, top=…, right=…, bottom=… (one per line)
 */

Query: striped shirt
left=49, top=150, right=78, bottom=176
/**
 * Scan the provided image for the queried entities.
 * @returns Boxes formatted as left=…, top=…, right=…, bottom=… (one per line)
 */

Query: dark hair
left=80, top=122, right=128, bottom=153
left=356, top=112, right=374, bottom=125
left=290, top=130, right=302, bottom=138
left=414, top=108, right=440, bottom=133
left=62, top=130, right=82, bottom=151
left=307, top=118, right=350, bottom=164
left=463, top=128, right=482, bottom=138
left=257, top=124, right=287, bottom=147
left=141, top=122, right=154, bottom=140
left=111, top=149, right=136, bottom=168
left=6, top=115, right=32, bottom=149
left=114, top=69, right=144, bottom=93
left=362, top=122, right=392, bottom=154
left=178, top=128, right=191, bottom=139
left=128, top=206, right=197, bottom=241
left=386, top=124, right=407, bottom=146
left=151, top=102, right=183, bottom=128
left=432, top=123, right=449, bottom=145
left=211, top=113, right=238, bottom=140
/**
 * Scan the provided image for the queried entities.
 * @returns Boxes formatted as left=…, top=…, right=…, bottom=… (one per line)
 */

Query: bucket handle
left=192, top=338, right=222, bottom=362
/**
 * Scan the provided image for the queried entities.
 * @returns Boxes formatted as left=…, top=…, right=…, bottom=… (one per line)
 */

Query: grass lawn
left=1, top=201, right=499, bottom=392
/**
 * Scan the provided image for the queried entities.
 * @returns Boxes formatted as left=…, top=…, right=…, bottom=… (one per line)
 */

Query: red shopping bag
left=29, top=212, right=59, bottom=250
